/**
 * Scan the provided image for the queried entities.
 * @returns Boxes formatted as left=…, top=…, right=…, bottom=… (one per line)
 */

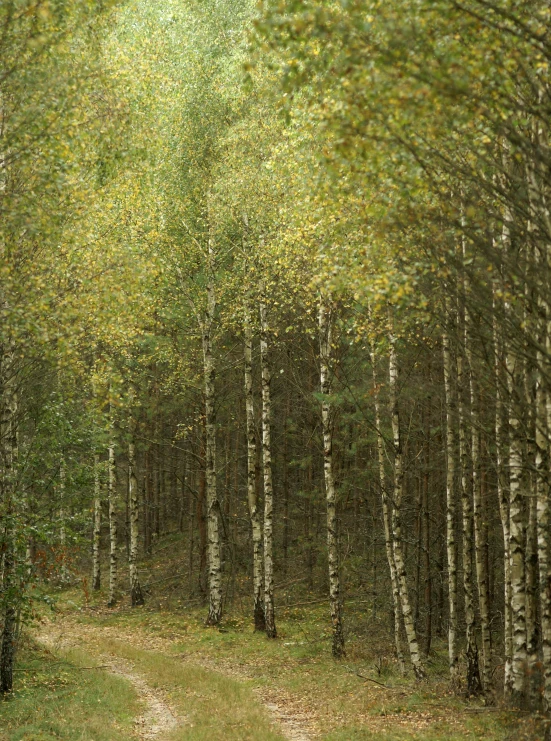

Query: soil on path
left=38, top=622, right=179, bottom=740
left=36, top=615, right=315, bottom=741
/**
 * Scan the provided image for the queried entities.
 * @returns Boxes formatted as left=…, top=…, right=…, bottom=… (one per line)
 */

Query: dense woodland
left=1, top=0, right=551, bottom=721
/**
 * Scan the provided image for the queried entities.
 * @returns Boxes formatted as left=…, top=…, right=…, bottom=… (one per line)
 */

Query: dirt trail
left=38, top=623, right=179, bottom=740
left=102, top=657, right=179, bottom=740
left=37, top=616, right=316, bottom=741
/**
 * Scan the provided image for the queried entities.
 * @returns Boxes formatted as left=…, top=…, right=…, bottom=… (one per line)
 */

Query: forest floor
left=2, top=528, right=548, bottom=741
left=13, top=590, right=544, bottom=741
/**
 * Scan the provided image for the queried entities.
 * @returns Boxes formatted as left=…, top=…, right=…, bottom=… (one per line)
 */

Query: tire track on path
left=37, top=615, right=316, bottom=741
left=37, top=623, right=179, bottom=740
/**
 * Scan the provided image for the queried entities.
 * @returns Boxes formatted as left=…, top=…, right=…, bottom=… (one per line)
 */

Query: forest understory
left=3, top=0, right=551, bottom=738
left=0, top=546, right=531, bottom=740
left=1, top=533, right=544, bottom=741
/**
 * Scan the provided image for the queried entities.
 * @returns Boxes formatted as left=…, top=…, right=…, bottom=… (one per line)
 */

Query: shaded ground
left=33, top=598, right=514, bottom=741
left=38, top=615, right=312, bottom=741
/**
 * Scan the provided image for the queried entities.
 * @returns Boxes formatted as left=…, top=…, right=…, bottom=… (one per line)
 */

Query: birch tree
left=370, top=343, right=405, bottom=673
left=442, top=321, right=458, bottom=683
left=260, top=290, right=276, bottom=639
left=128, top=393, right=144, bottom=607
left=107, top=415, right=118, bottom=608
left=388, top=330, right=424, bottom=680
left=92, top=453, right=102, bottom=591
left=318, top=295, right=345, bottom=657
left=244, top=303, right=265, bottom=631
left=0, top=347, right=18, bottom=694
left=203, top=240, right=222, bottom=626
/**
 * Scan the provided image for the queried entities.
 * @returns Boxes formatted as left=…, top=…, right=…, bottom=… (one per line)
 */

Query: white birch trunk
left=244, top=306, right=265, bottom=631
left=389, top=331, right=424, bottom=679
left=107, top=419, right=118, bottom=607
left=536, top=349, right=551, bottom=711
left=457, top=313, right=482, bottom=696
left=203, top=240, right=222, bottom=626
left=260, top=292, right=276, bottom=638
left=500, top=204, right=528, bottom=703
left=59, top=458, right=69, bottom=583
left=0, top=347, right=18, bottom=693
left=92, top=453, right=101, bottom=591
left=319, top=296, right=345, bottom=657
left=466, top=314, right=492, bottom=692
left=442, top=325, right=459, bottom=683
left=494, top=289, right=513, bottom=694
left=128, top=402, right=144, bottom=607
left=370, top=343, right=405, bottom=673
left=507, top=350, right=528, bottom=703
left=529, top=129, right=551, bottom=711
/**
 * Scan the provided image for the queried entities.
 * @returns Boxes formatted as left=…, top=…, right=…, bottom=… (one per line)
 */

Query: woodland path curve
left=37, top=623, right=180, bottom=740
left=36, top=615, right=315, bottom=741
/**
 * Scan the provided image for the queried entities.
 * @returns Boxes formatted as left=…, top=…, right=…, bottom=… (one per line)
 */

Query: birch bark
left=128, top=401, right=144, bottom=607
left=494, top=289, right=513, bottom=694
left=370, top=343, right=405, bottom=673
left=457, top=307, right=482, bottom=696
left=260, top=292, right=276, bottom=638
left=92, top=453, right=101, bottom=591
left=466, top=314, right=492, bottom=692
left=0, top=347, right=17, bottom=693
left=203, top=240, right=222, bottom=626
left=319, top=296, right=345, bottom=657
left=389, top=331, right=424, bottom=679
left=244, top=305, right=265, bottom=631
left=442, top=323, right=459, bottom=683
left=537, top=326, right=551, bottom=710
left=59, top=458, right=69, bottom=583
left=527, top=149, right=551, bottom=709
left=107, top=417, right=118, bottom=608
left=507, top=347, right=528, bottom=703
left=501, top=207, right=528, bottom=703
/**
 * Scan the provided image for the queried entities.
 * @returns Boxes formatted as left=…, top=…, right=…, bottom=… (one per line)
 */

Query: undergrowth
left=13, top=530, right=548, bottom=740
left=0, top=637, right=140, bottom=741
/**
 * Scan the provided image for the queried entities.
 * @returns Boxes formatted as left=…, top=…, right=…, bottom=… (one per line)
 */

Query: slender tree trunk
left=370, top=343, right=405, bottom=673
left=507, top=349, right=528, bottom=704
left=244, top=306, right=265, bottom=631
left=260, top=292, right=276, bottom=638
left=527, top=140, right=551, bottom=711
left=319, top=296, right=345, bottom=657
left=143, top=451, right=152, bottom=555
left=153, top=461, right=160, bottom=540
left=128, top=403, right=144, bottom=607
left=423, top=403, right=432, bottom=656
left=59, top=457, right=69, bottom=583
left=536, top=299, right=551, bottom=712
left=92, top=453, right=101, bottom=590
left=494, top=289, right=513, bottom=694
left=414, top=477, right=422, bottom=628
left=457, top=305, right=482, bottom=696
left=501, top=209, right=528, bottom=704
left=203, top=242, right=222, bottom=626
left=283, top=392, right=290, bottom=577
left=107, top=417, right=118, bottom=608
left=523, top=241, right=539, bottom=690
left=525, top=466, right=539, bottom=670
left=197, top=432, right=208, bottom=596
left=536, top=338, right=551, bottom=711
left=389, top=331, right=424, bottom=679
left=467, top=314, right=492, bottom=692
left=0, top=347, right=18, bottom=694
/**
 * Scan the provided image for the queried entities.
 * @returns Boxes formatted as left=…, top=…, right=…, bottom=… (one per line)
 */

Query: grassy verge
left=85, top=635, right=286, bottom=741
left=0, top=636, right=140, bottom=741
left=51, top=592, right=515, bottom=741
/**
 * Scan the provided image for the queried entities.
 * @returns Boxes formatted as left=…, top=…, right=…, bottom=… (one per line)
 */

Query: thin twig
left=344, top=665, right=390, bottom=689
left=14, top=665, right=108, bottom=672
